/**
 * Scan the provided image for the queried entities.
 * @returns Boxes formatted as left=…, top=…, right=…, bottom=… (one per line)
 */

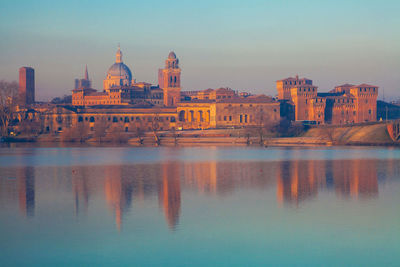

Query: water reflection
left=1, top=158, right=398, bottom=231
left=159, top=163, right=181, bottom=230
left=17, top=167, right=35, bottom=217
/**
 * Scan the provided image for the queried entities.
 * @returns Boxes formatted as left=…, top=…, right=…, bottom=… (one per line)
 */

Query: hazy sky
left=0, top=0, right=399, bottom=100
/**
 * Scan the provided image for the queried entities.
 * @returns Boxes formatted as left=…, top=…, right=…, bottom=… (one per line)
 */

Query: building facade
left=18, top=67, right=35, bottom=106
left=72, top=48, right=173, bottom=107
left=277, top=76, right=378, bottom=124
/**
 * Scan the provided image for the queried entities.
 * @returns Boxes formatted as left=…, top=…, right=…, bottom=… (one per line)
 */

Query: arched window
left=179, top=111, right=185, bottom=122
left=89, top=117, right=95, bottom=122
left=78, top=116, right=83, bottom=122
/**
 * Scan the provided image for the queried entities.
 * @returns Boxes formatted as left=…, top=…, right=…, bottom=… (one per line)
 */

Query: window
left=78, top=116, right=83, bottom=122
left=171, top=117, right=176, bottom=122
left=113, top=117, right=118, bottom=123
left=229, top=116, right=232, bottom=121
left=224, top=116, right=227, bottom=121
left=240, top=115, right=243, bottom=123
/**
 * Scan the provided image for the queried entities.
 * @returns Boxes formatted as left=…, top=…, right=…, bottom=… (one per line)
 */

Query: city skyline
left=1, top=0, right=399, bottom=101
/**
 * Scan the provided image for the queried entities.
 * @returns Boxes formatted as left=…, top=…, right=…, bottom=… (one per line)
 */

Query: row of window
left=298, top=87, right=315, bottom=92
left=285, top=80, right=311, bottom=86
left=77, top=116, right=176, bottom=123
left=359, top=87, right=376, bottom=92
left=218, top=114, right=252, bottom=123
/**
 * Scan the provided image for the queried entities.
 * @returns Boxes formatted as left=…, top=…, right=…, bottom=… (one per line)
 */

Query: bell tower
left=158, top=51, right=181, bottom=107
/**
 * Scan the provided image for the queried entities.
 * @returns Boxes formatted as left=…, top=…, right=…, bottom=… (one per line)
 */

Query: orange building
left=277, top=76, right=378, bottom=124
left=193, top=87, right=238, bottom=100
left=158, top=52, right=181, bottom=107
left=72, top=48, right=175, bottom=107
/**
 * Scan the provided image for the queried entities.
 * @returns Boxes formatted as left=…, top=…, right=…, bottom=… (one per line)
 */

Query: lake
left=0, top=145, right=399, bottom=266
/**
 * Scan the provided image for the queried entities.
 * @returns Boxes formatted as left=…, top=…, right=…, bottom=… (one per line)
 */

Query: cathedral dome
left=168, top=51, right=177, bottom=59
left=106, top=62, right=132, bottom=81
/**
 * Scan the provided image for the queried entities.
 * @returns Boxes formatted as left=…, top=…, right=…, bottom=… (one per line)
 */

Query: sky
left=0, top=0, right=399, bottom=101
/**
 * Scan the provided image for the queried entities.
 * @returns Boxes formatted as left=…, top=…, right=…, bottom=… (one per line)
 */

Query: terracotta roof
left=335, top=84, right=354, bottom=88
left=277, top=77, right=311, bottom=82
left=217, top=95, right=275, bottom=103
left=354, top=83, right=378, bottom=88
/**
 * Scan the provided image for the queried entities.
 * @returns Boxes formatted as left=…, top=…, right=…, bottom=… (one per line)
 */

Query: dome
left=168, top=51, right=176, bottom=59
left=106, top=62, right=132, bottom=81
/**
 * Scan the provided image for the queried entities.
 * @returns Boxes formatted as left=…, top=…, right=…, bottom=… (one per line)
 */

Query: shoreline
left=2, top=135, right=398, bottom=147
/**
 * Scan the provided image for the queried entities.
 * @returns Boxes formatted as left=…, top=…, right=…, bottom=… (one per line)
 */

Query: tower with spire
left=74, top=65, right=91, bottom=90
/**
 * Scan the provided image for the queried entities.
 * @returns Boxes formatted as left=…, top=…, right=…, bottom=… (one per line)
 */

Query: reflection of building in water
left=183, top=162, right=217, bottom=194
left=17, top=167, right=35, bottom=217
left=71, top=167, right=91, bottom=216
left=104, top=166, right=133, bottom=231
left=331, top=160, right=378, bottom=199
left=276, top=161, right=323, bottom=205
left=276, top=159, right=379, bottom=205
left=183, top=161, right=275, bottom=196
left=158, top=163, right=181, bottom=230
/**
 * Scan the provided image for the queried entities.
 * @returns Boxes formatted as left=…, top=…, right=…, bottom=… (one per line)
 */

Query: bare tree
left=109, top=123, right=128, bottom=143
left=93, top=119, right=109, bottom=143
left=0, top=80, right=18, bottom=136
left=76, top=123, right=90, bottom=143
left=322, top=126, right=336, bottom=143
left=170, top=126, right=178, bottom=145
left=62, top=123, right=89, bottom=142
left=152, top=111, right=161, bottom=146
left=254, top=108, right=276, bottom=145
left=134, top=120, right=144, bottom=145
left=18, top=119, right=41, bottom=136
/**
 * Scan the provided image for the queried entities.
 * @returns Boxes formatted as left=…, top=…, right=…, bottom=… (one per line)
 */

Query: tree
left=134, top=120, right=144, bottom=145
left=253, top=107, right=276, bottom=145
left=76, top=123, right=90, bottom=142
left=93, top=119, right=109, bottom=142
left=109, top=123, right=128, bottom=143
left=18, top=119, right=41, bottom=136
left=152, top=111, right=161, bottom=146
left=61, top=123, right=89, bottom=142
left=0, top=80, right=18, bottom=136
left=51, top=95, right=72, bottom=104
left=322, top=126, right=336, bottom=143
left=170, top=127, right=178, bottom=145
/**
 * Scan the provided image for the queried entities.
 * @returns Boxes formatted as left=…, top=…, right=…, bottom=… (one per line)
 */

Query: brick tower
left=19, top=67, right=35, bottom=106
left=290, top=84, right=318, bottom=121
left=350, top=84, right=378, bottom=123
left=158, top=52, right=181, bottom=107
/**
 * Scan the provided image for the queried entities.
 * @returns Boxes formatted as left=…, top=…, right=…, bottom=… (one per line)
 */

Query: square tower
left=159, top=52, right=181, bottom=107
left=19, top=67, right=35, bottom=106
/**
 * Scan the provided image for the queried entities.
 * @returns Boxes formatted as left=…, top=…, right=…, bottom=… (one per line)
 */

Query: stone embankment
left=301, top=122, right=394, bottom=146
left=2, top=122, right=397, bottom=146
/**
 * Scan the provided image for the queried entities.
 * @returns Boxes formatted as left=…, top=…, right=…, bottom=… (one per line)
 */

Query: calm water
left=0, top=146, right=399, bottom=266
